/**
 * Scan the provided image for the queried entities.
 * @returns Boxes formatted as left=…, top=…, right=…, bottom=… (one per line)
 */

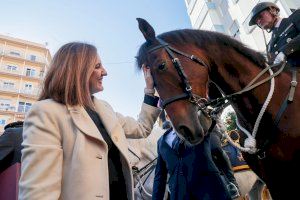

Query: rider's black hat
left=249, top=2, right=280, bottom=26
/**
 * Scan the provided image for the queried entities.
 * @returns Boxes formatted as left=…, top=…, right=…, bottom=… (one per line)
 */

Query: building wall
left=0, top=34, right=51, bottom=134
left=185, top=0, right=299, bottom=52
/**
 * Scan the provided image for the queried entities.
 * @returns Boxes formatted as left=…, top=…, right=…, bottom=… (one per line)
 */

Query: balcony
left=19, top=88, right=40, bottom=98
left=0, top=85, right=18, bottom=94
left=1, top=50, right=47, bottom=65
left=0, top=65, right=22, bottom=76
left=0, top=106, right=16, bottom=114
left=2, top=50, right=24, bottom=59
left=26, top=55, right=46, bottom=64
left=22, top=72, right=43, bottom=80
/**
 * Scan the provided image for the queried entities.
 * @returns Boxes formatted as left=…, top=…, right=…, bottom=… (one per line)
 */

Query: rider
left=249, top=2, right=300, bottom=66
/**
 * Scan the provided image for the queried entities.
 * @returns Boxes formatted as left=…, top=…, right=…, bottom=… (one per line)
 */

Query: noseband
left=148, top=38, right=210, bottom=114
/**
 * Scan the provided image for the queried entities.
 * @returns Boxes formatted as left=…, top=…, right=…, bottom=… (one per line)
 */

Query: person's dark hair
left=4, top=121, right=24, bottom=130
left=39, top=42, right=98, bottom=109
left=229, top=130, right=240, bottom=141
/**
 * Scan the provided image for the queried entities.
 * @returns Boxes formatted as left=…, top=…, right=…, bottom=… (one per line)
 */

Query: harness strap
left=161, top=93, right=190, bottom=108
left=288, top=69, right=298, bottom=102
left=206, top=61, right=287, bottom=106
left=257, top=69, right=298, bottom=159
left=256, top=94, right=289, bottom=159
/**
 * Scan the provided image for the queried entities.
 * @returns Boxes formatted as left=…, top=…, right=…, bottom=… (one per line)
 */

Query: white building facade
left=185, top=0, right=300, bottom=52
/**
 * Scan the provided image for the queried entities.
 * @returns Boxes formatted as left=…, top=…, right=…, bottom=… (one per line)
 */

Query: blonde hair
left=39, top=42, right=98, bottom=109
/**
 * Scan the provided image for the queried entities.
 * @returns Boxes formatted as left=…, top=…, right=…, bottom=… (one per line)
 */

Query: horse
left=135, top=18, right=300, bottom=200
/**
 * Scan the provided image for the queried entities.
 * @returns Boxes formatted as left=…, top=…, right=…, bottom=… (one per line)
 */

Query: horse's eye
left=158, top=62, right=167, bottom=71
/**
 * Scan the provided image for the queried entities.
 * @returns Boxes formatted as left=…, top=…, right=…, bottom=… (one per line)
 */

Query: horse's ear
left=136, top=18, right=156, bottom=42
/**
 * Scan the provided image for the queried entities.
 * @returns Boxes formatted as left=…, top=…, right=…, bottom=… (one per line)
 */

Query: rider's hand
left=273, top=52, right=286, bottom=65
left=142, top=64, right=155, bottom=95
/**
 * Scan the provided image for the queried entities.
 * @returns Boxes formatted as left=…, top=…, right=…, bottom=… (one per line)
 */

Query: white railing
left=19, top=88, right=40, bottom=96
left=0, top=65, right=21, bottom=75
left=0, top=85, right=18, bottom=93
left=4, top=50, right=25, bottom=59
left=0, top=106, right=16, bottom=112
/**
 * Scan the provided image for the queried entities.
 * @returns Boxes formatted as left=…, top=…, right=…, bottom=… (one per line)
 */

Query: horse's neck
left=209, top=54, right=270, bottom=128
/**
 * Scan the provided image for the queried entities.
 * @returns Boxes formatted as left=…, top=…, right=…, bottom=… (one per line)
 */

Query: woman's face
left=89, top=55, right=107, bottom=94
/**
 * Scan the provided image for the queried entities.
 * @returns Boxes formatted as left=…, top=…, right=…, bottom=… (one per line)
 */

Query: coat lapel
left=67, top=105, right=104, bottom=142
left=93, top=100, right=119, bottom=136
left=93, top=100, right=130, bottom=158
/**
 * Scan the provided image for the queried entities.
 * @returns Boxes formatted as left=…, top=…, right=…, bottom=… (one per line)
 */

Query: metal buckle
left=185, top=86, right=192, bottom=91
left=291, top=80, right=298, bottom=87
left=172, top=58, right=179, bottom=63
left=257, top=151, right=266, bottom=159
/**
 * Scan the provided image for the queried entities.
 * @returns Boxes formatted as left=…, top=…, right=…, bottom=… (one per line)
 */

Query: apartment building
left=0, top=34, right=51, bottom=134
left=185, top=0, right=300, bottom=52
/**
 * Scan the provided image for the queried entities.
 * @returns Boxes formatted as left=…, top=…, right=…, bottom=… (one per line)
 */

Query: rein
left=129, top=147, right=157, bottom=198
left=206, top=61, right=287, bottom=107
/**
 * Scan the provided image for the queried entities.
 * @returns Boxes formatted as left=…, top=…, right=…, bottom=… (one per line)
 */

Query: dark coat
left=0, top=121, right=23, bottom=172
left=152, top=132, right=231, bottom=200
left=210, top=133, right=237, bottom=186
left=268, top=9, right=300, bottom=66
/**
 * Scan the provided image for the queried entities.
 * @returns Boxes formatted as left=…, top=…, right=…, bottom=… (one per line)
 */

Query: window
left=0, top=99, right=11, bottom=110
left=18, top=101, right=32, bottom=113
left=9, top=51, right=21, bottom=56
left=24, top=83, right=33, bottom=90
left=229, top=20, right=240, bottom=38
left=25, top=103, right=32, bottom=112
left=3, top=81, right=15, bottom=89
left=18, top=102, right=25, bottom=112
left=214, top=25, right=226, bottom=33
left=6, top=65, right=18, bottom=71
left=25, top=68, right=36, bottom=77
left=0, top=119, right=5, bottom=125
left=29, top=55, right=37, bottom=61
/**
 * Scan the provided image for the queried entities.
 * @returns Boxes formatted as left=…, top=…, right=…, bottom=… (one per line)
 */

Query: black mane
left=136, top=29, right=266, bottom=69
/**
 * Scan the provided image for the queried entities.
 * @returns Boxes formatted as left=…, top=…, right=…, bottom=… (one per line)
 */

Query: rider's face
left=255, top=10, right=275, bottom=30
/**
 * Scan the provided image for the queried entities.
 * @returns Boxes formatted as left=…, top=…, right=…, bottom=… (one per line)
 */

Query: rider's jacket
left=268, top=9, right=300, bottom=66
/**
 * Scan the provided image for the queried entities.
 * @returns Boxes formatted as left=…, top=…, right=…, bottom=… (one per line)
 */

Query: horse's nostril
left=178, top=126, right=193, bottom=141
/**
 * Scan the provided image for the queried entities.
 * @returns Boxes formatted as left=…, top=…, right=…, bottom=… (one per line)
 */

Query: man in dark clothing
left=210, top=132, right=240, bottom=199
left=0, top=121, right=23, bottom=200
left=249, top=2, right=300, bottom=66
left=152, top=127, right=232, bottom=200
left=0, top=121, right=23, bottom=172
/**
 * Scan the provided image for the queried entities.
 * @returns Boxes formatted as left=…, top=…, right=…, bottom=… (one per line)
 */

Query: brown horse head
left=136, top=18, right=212, bottom=145
left=136, top=18, right=300, bottom=200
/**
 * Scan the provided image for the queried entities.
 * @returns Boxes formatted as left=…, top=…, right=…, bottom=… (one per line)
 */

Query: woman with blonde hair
left=19, top=42, right=161, bottom=200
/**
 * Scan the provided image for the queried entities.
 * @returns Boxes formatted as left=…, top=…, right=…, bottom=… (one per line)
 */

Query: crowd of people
left=0, top=1, right=299, bottom=199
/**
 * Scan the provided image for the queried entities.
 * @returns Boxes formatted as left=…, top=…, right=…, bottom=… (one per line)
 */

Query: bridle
left=148, top=38, right=211, bottom=116
left=129, top=147, right=157, bottom=198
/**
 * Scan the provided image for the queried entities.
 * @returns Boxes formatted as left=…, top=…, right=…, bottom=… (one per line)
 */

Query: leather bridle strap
left=148, top=37, right=208, bottom=109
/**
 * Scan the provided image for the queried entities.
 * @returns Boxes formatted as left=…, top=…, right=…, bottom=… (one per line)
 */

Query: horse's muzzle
left=178, top=125, right=204, bottom=145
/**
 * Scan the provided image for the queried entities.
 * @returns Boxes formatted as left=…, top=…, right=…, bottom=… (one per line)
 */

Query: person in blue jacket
left=152, top=123, right=231, bottom=200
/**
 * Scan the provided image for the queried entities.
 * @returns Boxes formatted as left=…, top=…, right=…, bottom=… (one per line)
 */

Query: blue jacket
left=222, top=144, right=249, bottom=172
left=152, top=131, right=231, bottom=200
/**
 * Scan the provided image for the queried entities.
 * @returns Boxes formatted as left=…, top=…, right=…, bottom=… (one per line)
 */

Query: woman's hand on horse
left=142, top=64, right=155, bottom=93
